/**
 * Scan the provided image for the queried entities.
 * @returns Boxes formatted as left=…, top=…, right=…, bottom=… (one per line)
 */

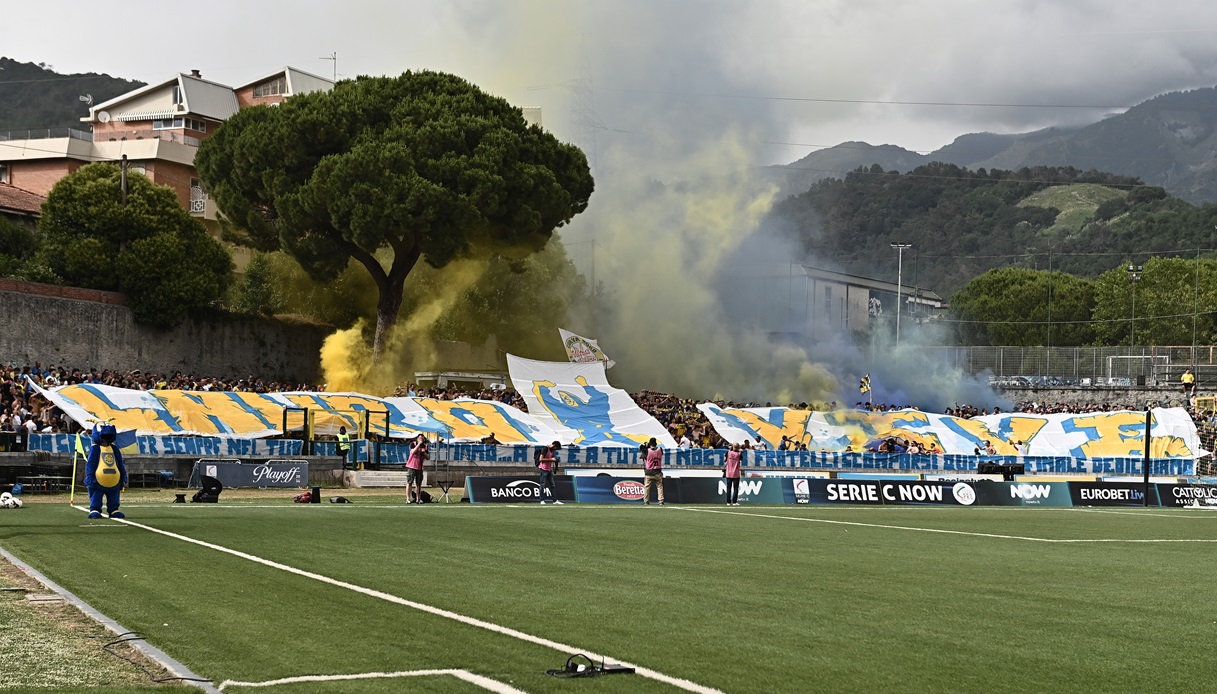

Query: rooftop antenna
left=319, top=52, right=336, bottom=82
left=78, top=94, right=93, bottom=106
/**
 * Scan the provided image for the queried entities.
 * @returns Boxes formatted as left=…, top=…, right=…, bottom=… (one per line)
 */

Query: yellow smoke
left=574, top=130, right=840, bottom=402
left=319, top=258, right=488, bottom=395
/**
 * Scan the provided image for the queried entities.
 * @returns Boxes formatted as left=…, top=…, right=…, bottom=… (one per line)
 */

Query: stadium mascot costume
left=85, top=422, right=128, bottom=519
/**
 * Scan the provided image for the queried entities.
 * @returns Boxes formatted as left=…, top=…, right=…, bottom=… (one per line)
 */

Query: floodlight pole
left=891, top=243, right=912, bottom=346
left=1128, top=264, right=1142, bottom=379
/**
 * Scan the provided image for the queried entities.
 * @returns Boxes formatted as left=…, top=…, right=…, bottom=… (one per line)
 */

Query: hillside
left=773, top=85, right=1217, bottom=204
left=0, top=57, right=143, bottom=133
left=1016, top=183, right=1125, bottom=238
left=765, top=163, right=1217, bottom=297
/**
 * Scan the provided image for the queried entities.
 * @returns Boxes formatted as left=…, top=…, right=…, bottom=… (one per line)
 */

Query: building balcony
left=0, top=127, right=93, bottom=143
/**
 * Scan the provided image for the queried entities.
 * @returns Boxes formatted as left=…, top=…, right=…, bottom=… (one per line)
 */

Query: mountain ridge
left=777, top=85, right=1217, bottom=204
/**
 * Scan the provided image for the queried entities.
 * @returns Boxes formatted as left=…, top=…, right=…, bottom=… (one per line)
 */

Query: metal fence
left=0, top=128, right=93, bottom=142
left=923, top=346, right=1217, bottom=387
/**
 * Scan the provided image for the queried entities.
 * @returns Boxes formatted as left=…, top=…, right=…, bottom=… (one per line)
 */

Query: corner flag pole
left=69, top=433, right=85, bottom=505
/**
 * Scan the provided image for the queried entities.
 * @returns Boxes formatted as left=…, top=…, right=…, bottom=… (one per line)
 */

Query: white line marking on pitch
left=676, top=507, right=1217, bottom=543
left=1064, top=508, right=1217, bottom=519
left=74, top=507, right=719, bottom=694
left=216, top=668, right=524, bottom=692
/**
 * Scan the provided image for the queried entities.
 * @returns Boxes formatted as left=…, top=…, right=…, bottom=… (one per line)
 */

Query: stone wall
left=0, top=281, right=328, bottom=382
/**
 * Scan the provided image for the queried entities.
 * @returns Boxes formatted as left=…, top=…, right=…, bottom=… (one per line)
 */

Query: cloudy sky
left=10, top=0, right=1215, bottom=400
left=6, top=0, right=1217, bottom=173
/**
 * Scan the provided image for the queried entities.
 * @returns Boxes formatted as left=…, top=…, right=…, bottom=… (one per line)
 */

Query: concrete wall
left=0, top=282, right=328, bottom=382
left=995, top=387, right=1193, bottom=409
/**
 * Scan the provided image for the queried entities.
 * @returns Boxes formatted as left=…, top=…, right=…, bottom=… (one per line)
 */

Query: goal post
left=1105, top=355, right=1170, bottom=385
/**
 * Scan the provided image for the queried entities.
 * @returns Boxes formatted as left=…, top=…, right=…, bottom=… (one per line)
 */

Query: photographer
left=538, top=441, right=562, bottom=504
left=406, top=434, right=428, bottom=504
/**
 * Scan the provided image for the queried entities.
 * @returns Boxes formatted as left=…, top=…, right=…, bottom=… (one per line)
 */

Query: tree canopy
left=195, top=70, right=594, bottom=352
left=37, top=162, right=233, bottom=328
left=1090, top=257, right=1217, bottom=347
left=949, top=267, right=1095, bottom=346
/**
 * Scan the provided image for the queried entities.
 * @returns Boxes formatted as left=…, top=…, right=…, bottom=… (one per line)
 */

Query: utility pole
left=891, top=243, right=912, bottom=346
left=120, top=154, right=128, bottom=205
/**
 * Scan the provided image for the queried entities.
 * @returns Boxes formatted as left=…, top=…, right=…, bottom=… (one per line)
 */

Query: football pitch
left=2, top=498, right=1216, bottom=693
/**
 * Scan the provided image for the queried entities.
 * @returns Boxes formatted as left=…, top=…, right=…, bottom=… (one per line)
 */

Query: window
left=252, top=76, right=286, bottom=98
left=824, top=286, right=833, bottom=323
left=152, top=118, right=205, bottom=132
left=0, top=163, right=8, bottom=184
left=172, top=85, right=183, bottom=106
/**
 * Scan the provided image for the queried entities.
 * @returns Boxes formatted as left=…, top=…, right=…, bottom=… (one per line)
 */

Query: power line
left=605, top=87, right=1132, bottom=110
left=939, top=308, right=1217, bottom=326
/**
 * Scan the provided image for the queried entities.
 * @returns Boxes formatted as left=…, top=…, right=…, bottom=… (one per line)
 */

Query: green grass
left=2, top=500, right=1216, bottom=693
left=1019, top=183, right=1125, bottom=237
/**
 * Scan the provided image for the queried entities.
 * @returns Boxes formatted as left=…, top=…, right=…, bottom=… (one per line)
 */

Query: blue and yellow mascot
left=84, top=423, right=128, bottom=519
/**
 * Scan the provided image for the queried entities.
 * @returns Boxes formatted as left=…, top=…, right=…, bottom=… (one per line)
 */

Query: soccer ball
left=0, top=492, right=11, bottom=509
left=7, top=497, right=21, bottom=509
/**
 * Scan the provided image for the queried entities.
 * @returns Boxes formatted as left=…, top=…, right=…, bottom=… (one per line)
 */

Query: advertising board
left=465, top=476, right=576, bottom=503
left=571, top=476, right=677, bottom=504
left=1156, top=484, right=1217, bottom=508
left=1067, top=482, right=1154, bottom=506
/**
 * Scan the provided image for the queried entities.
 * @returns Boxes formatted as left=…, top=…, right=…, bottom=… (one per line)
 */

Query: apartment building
left=0, top=67, right=333, bottom=236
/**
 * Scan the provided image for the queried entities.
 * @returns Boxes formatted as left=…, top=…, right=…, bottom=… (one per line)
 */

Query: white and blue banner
left=507, top=354, right=676, bottom=448
left=27, top=436, right=1195, bottom=475
left=697, top=404, right=1203, bottom=460
left=30, top=433, right=304, bottom=457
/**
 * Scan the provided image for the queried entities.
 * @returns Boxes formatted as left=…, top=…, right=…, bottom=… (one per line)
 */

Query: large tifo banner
left=698, top=404, right=1203, bottom=460
left=507, top=354, right=676, bottom=448
left=28, top=381, right=557, bottom=444
left=26, top=379, right=1200, bottom=461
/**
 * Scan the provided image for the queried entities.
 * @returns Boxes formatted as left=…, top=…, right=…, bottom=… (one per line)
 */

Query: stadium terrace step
left=345, top=470, right=424, bottom=488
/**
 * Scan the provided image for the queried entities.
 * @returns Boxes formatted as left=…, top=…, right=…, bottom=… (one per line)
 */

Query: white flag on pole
left=559, top=328, right=615, bottom=369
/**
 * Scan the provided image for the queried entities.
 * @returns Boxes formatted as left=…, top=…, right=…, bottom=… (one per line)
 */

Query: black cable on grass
left=100, top=632, right=214, bottom=685
left=545, top=653, right=635, bottom=679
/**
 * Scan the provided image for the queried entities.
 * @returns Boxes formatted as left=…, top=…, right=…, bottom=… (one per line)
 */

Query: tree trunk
left=369, top=244, right=421, bottom=356
left=373, top=285, right=404, bottom=356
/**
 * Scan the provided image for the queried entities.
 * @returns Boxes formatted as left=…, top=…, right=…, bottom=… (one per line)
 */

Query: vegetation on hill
left=770, top=163, right=1217, bottom=297
left=0, top=57, right=143, bottom=132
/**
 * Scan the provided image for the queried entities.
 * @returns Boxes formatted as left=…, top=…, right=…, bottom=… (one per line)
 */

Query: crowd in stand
left=4, top=361, right=1217, bottom=452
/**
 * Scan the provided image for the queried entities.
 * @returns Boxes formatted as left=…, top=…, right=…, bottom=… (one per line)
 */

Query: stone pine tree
left=196, top=70, right=594, bottom=354
left=37, top=162, right=232, bottom=328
